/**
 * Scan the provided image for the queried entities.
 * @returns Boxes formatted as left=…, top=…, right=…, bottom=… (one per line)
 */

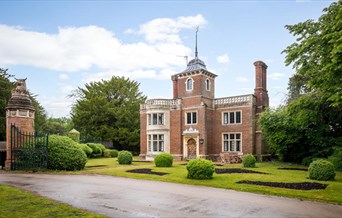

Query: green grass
left=82, top=158, right=342, bottom=204
left=0, top=184, right=106, bottom=218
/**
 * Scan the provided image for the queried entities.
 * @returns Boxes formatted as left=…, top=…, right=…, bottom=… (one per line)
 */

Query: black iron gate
left=10, top=124, right=48, bottom=171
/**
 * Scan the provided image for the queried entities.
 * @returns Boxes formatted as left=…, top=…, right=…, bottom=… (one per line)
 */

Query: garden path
left=0, top=172, right=341, bottom=217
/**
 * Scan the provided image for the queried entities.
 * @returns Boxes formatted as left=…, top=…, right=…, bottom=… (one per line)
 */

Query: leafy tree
left=283, top=1, right=342, bottom=106
left=41, top=117, right=74, bottom=135
left=71, top=76, right=146, bottom=152
left=0, top=68, right=15, bottom=141
left=260, top=1, right=342, bottom=163
left=30, top=94, right=48, bottom=133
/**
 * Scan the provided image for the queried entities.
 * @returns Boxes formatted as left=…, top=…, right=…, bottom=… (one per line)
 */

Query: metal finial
left=195, top=26, right=199, bottom=58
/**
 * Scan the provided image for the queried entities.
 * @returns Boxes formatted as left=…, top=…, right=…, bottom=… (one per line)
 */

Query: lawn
left=82, top=158, right=342, bottom=204
left=0, top=184, right=106, bottom=218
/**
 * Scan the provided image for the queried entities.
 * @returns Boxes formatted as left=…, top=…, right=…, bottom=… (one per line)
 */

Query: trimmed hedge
left=154, top=153, right=173, bottom=167
left=242, top=154, right=256, bottom=168
left=186, top=158, right=214, bottom=180
left=48, top=135, right=87, bottom=171
left=328, top=147, right=342, bottom=171
left=86, top=143, right=103, bottom=158
left=76, top=143, right=93, bottom=157
left=118, top=150, right=133, bottom=165
left=103, top=149, right=112, bottom=158
left=308, top=159, right=336, bottom=181
left=111, top=149, right=119, bottom=157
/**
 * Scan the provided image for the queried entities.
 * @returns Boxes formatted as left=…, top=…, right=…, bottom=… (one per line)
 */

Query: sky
left=0, top=0, right=335, bottom=118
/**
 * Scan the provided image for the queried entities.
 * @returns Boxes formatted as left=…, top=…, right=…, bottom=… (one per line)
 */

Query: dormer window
left=205, top=79, right=210, bottom=91
left=186, top=78, right=193, bottom=91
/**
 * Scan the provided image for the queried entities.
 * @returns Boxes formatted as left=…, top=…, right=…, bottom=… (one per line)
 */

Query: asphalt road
left=0, top=173, right=341, bottom=217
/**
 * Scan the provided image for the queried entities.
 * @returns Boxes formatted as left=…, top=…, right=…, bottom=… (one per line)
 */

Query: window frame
left=222, top=133, right=242, bottom=152
left=205, top=78, right=210, bottom=91
left=186, top=77, right=194, bottom=91
left=147, top=134, right=164, bottom=152
left=222, top=111, right=242, bottom=125
left=185, top=111, right=197, bottom=125
left=147, top=113, right=165, bottom=125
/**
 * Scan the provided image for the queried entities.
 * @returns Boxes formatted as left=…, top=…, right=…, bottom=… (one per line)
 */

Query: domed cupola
left=183, top=57, right=207, bottom=73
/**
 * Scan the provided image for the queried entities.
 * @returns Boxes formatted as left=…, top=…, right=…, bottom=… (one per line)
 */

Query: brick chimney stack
left=254, top=61, right=269, bottom=113
left=172, top=75, right=178, bottom=99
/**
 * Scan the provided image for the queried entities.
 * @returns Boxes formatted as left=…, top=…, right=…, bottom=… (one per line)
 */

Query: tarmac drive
left=0, top=173, right=341, bottom=217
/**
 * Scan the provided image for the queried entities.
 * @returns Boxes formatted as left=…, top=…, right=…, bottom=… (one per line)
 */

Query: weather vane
left=195, top=26, right=199, bottom=58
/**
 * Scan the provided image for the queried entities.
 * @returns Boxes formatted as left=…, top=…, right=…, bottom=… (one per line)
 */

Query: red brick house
left=140, top=53, right=269, bottom=162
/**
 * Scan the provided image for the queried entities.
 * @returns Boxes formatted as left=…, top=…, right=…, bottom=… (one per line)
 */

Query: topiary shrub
left=242, top=154, right=256, bottom=168
left=186, top=158, right=214, bottom=180
left=48, top=135, right=87, bottom=171
left=111, top=149, right=119, bottom=157
left=118, top=150, right=133, bottom=165
left=86, top=143, right=103, bottom=158
left=308, top=159, right=336, bottom=181
left=154, top=153, right=173, bottom=167
left=103, top=149, right=112, bottom=158
left=76, top=143, right=93, bottom=157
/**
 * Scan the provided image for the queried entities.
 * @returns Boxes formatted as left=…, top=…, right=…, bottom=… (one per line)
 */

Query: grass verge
left=0, top=184, right=106, bottom=218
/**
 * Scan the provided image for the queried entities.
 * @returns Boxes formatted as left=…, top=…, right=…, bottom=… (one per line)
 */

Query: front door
left=187, top=138, right=197, bottom=159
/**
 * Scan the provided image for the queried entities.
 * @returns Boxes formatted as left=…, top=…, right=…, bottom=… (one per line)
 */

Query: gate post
left=5, top=78, right=35, bottom=170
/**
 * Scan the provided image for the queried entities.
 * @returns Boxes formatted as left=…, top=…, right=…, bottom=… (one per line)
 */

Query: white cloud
left=269, top=72, right=285, bottom=80
left=138, top=14, right=207, bottom=44
left=0, top=15, right=205, bottom=77
left=59, top=84, right=76, bottom=94
left=59, top=73, right=69, bottom=80
left=39, top=95, right=74, bottom=118
left=217, top=53, right=230, bottom=64
left=236, top=76, right=249, bottom=82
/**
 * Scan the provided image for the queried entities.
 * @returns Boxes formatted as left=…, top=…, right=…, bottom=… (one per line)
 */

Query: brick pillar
left=5, top=79, right=35, bottom=170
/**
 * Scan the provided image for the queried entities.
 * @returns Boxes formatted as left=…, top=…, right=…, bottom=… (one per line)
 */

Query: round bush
left=76, top=143, right=93, bottom=157
left=87, top=143, right=102, bottom=158
left=242, top=154, right=256, bottom=168
left=48, top=135, right=87, bottom=171
left=118, top=150, right=133, bottom=165
left=308, top=159, right=335, bottom=181
left=186, top=158, right=214, bottom=180
left=154, top=153, right=173, bottom=167
left=111, top=149, right=119, bottom=157
left=103, top=149, right=112, bottom=158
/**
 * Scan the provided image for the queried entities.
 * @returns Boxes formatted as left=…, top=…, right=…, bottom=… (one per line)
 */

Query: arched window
left=205, top=79, right=210, bottom=91
left=186, top=78, right=193, bottom=91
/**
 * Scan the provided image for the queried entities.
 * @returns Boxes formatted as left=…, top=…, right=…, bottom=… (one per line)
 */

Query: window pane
left=206, top=79, right=210, bottom=90
left=236, top=133, right=241, bottom=139
left=187, top=79, right=192, bottom=90
left=159, top=141, right=164, bottom=152
left=192, top=112, right=197, bottom=124
left=158, top=114, right=164, bottom=125
left=224, top=134, right=228, bottom=140
left=159, top=134, right=164, bottom=140
left=230, top=134, right=235, bottom=140
left=230, top=112, right=235, bottom=123
left=230, top=141, right=235, bottom=151
left=236, top=111, right=241, bottom=123
left=148, top=135, right=151, bottom=140
left=148, top=114, right=151, bottom=125
left=224, top=141, right=228, bottom=151
left=153, top=135, right=157, bottom=140
left=187, top=113, right=192, bottom=124
left=153, top=141, right=158, bottom=151
left=153, top=114, right=157, bottom=125
left=223, top=113, right=228, bottom=124
left=236, top=141, right=241, bottom=152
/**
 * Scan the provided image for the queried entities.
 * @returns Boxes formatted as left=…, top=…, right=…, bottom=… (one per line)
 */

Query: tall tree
left=0, top=68, right=15, bottom=141
left=283, top=1, right=342, bottom=106
left=71, top=76, right=147, bottom=152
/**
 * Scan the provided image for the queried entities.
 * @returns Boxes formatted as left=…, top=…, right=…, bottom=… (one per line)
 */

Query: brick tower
left=5, top=78, right=35, bottom=170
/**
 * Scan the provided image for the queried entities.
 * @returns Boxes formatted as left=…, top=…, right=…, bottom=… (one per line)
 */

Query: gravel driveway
left=0, top=172, right=341, bottom=217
